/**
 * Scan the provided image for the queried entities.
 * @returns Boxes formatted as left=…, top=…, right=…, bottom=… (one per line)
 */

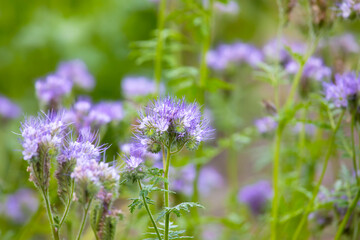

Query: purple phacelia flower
left=207, top=42, right=263, bottom=70
left=64, top=98, right=123, bottom=132
left=136, top=96, right=214, bottom=152
left=254, top=116, right=277, bottom=134
left=2, top=189, right=38, bottom=224
left=171, top=164, right=224, bottom=196
left=124, top=155, right=143, bottom=169
left=120, top=143, right=161, bottom=161
left=238, top=180, right=272, bottom=215
left=0, top=95, right=21, bottom=120
left=327, top=33, right=360, bottom=54
left=323, top=71, right=360, bottom=108
left=56, top=60, right=95, bottom=90
left=57, top=129, right=105, bottom=164
left=121, top=76, right=164, bottom=97
left=35, top=74, right=73, bottom=108
left=262, top=38, right=306, bottom=63
left=20, top=112, right=67, bottom=161
left=285, top=57, right=332, bottom=81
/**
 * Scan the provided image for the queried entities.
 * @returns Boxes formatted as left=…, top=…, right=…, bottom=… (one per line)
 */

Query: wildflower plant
left=123, top=96, right=213, bottom=240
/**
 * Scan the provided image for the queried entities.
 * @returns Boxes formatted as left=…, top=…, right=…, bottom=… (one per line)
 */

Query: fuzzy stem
left=154, top=0, right=166, bottom=94
left=164, top=147, right=171, bottom=240
left=271, top=126, right=283, bottom=240
left=59, top=179, right=75, bottom=228
left=351, top=114, right=359, bottom=184
left=41, top=188, right=60, bottom=240
left=138, top=179, right=162, bottom=240
left=76, top=199, right=93, bottom=240
left=292, top=110, right=345, bottom=240
left=335, top=188, right=360, bottom=239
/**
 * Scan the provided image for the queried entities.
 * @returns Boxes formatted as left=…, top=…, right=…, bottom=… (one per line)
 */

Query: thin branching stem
left=41, top=188, right=60, bottom=240
left=76, top=198, right=93, bottom=240
left=292, top=110, right=345, bottom=240
left=138, top=179, right=162, bottom=240
left=59, top=179, right=75, bottom=228
left=163, top=146, right=171, bottom=240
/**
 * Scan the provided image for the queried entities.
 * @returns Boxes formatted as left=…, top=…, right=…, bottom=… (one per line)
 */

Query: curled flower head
left=238, top=180, right=272, bottom=215
left=254, top=116, right=277, bottom=134
left=135, top=97, right=214, bottom=152
left=0, top=95, right=21, bottom=120
left=35, top=74, right=73, bottom=108
left=323, top=71, right=360, bottom=108
left=20, top=112, right=67, bottom=161
left=56, top=59, right=95, bottom=90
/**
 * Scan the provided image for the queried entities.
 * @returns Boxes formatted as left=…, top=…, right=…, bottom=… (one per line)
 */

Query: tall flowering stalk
left=130, top=96, right=213, bottom=240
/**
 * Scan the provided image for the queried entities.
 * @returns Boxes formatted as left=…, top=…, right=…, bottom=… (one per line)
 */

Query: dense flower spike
left=238, top=180, right=272, bottom=215
left=20, top=112, right=67, bottom=161
left=56, top=60, right=95, bottom=90
left=254, top=116, right=277, bottom=134
left=323, top=71, right=360, bottom=108
left=0, top=95, right=21, bottom=120
left=121, top=76, right=164, bottom=97
left=35, top=75, right=73, bottom=108
left=135, top=96, right=214, bottom=152
left=207, top=42, right=263, bottom=70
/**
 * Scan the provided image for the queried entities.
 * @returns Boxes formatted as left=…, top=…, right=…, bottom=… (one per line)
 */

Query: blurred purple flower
left=323, top=71, right=360, bottom=108
left=121, top=76, right=164, bottom=97
left=56, top=60, right=95, bottom=90
left=336, top=0, right=360, bottom=18
left=292, top=122, right=316, bottom=135
left=254, top=116, right=277, bottom=134
left=207, top=42, right=263, bottom=70
left=2, top=189, right=38, bottom=223
left=0, top=95, right=21, bottom=120
left=327, top=33, right=360, bottom=54
left=262, top=38, right=306, bottom=63
left=214, top=1, right=239, bottom=15
left=238, top=180, right=272, bottom=215
left=35, top=74, right=73, bottom=107
left=120, top=143, right=161, bottom=161
left=285, top=57, right=332, bottom=81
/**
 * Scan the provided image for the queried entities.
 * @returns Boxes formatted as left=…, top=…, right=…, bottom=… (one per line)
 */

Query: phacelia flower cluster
left=56, top=60, right=95, bottom=90
left=71, top=158, right=119, bottom=203
left=323, top=71, right=360, bottom=108
left=121, top=76, right=164, bottom=97
left=336, top=0, right=360, bottom=19
left=254, top=116, right=277, bottom=134
left=0, top=95, right=21, bottom=120
left=238, top=180, right=272, bottom=215
left=20, top=112, right=67, bottom=161
left=285, top=57, right=332, bottom=81
left=207, top=42, right=263, bottom=70
left=135, top=97, right=214, bottom=153
left=35, top=59, right=95, bottom=109
left=64, top=98, right=123, bottom=132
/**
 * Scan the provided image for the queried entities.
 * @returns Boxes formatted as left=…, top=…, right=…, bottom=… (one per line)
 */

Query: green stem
left=59, top=179, right=75, bottom=228
left=76, top=199, right=93, bottom=240
left=154, top=0, right=166, bottom=94
left=138, top=179, right=162, bottom=240
left=292, top=110, right=345, bottom=240
left=271, top=126, right=283, bottom=240
left=351, top=114, right=359, bottom=184
left=41, top=188, right=60, bottom=240
left=164, top=147, right=171, bottom=240
left=335, top=188, right=360, bottom=239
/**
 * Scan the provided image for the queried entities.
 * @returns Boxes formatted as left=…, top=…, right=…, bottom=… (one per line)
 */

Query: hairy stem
left=138, top=179, right=162, bottom=240
left=292, top=110, right=345, bottom=240
left=76, top=199, right=93, bottom=240
left=41, top=188, right=60, bottom=240
left=164, top=147, right=171, bottom=240
left=154, top=0, right=166, bottom=94
left=271, top=126, right=283, bottom=240
left=59, top=179, right=75, bottom=228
